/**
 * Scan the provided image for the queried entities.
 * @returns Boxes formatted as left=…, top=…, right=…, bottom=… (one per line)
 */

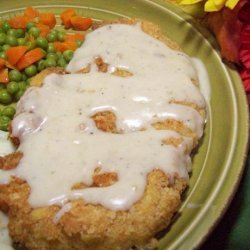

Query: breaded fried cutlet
left=0, top=19, right=206, bottom=250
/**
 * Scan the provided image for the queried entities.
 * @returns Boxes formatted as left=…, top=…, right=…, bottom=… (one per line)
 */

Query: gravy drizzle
left=0, top=23, right=207, bottom=211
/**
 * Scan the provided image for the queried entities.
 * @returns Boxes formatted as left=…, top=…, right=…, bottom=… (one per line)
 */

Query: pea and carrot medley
left=0, top=6, right=93, bottom=131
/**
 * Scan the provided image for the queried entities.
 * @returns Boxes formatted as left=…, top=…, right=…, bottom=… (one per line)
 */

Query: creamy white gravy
left=0, top=212, right=14, bottom=250
left=192, top=58, right=211, bottom=103
left=0, top=131, right=15, bottom=156
left=0, top=23, right=207, bottom=211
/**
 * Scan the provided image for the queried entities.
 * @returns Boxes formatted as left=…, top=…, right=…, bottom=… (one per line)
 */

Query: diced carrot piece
left=60, top=8, right=76, bottom=28
left=9, top=15, right=30, bottom=29
left=17, top=48, right=45, bottom=70
left=54, top=42, right=65, bottom=52
left=0, top=58, right=5, bottom=69
left=54, top=41, right=77, bottom=52
left=36, top=22, right=50, bottom=37
left=63, top=41, right=77, bottom=51
left=0, top=68, right=9, bottom=84
left=6, top=46, right=28, bottom=66
left=5, top=61, right=16, bottom=70
left=24, top=6, right=39, bottom=19
left=39, top=13, right=56, bottom=29
left=70, top=16, right=92, bottom=31
left=64, top=33, right=84, bottom=42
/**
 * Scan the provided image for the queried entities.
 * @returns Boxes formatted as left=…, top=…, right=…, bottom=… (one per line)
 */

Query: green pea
left=0, top=51, right=7, bottom=59
left=7, top=29, right=18, bottom=37
left=26, top=78, right=32, bottom=86
left=47, top=32, right=57, bottom=42
left=0, top=115, right=11, bottom=131
left=17, top=37, right=27, bottom=45
left=50, top=29, right=58, bottom=36
left=6, top=35, right=18, bottom=46
left=14, top=89, right=25, bottom=101
left=2, top=44, right=10, bottom=51
left=0, top=89, right=12, bottom=104
left=56, top=51, right=62, bottom=57
left=18, top=81, right=27, bottom=91
left=26, top=22, right=36, bottom=30
left=47, top=43, right=56, bottom=53
left=2, top=21, right=10, bottom=32
left=2, top=106, right=16, bottom=119
left=37, top=59, right=46, bottom=71
left=25, top=65, right=37, bottom=77
left=7, top=81, right=19, bottom=94
left=36, top=37, right=48, bottom=49
left=9, top=69, right=22, bottom=82
left=63, top=50, right=74, bottom=62
left=57, top=31, right=65, bottom=42
left=45, top=58, right=57, bottom=67
left=46, top=52, right=58, bottom=61
left=16, top=29, right=25, bottom=38
left=29, top=27, right=40, bottom=38
left=0, top=33, right=6, bottom=45
left=26, top=41, right=36, bottom=50
left=57, top=57, right=67, bottom=68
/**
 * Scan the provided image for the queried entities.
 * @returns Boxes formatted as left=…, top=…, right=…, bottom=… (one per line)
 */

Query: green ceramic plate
left=0, top=0, right=248, bottom=249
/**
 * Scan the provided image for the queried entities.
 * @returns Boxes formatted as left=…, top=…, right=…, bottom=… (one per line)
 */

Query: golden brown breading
left=30, top=67, right=66, bottom=87
left=92, top=19, right=181, bottom=51
left=0, top=19, right=205, bottom=250
left=0, top=151, right=23, bottom=170
left=152, top=119, right=197, bottom=146
left=92, top=167, right=118, bottom=187
left=1, top=171, right=186, bottom=250
left=94, top=57, right=109, bottom=73
left=91, top=111, right=118, bottom=133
